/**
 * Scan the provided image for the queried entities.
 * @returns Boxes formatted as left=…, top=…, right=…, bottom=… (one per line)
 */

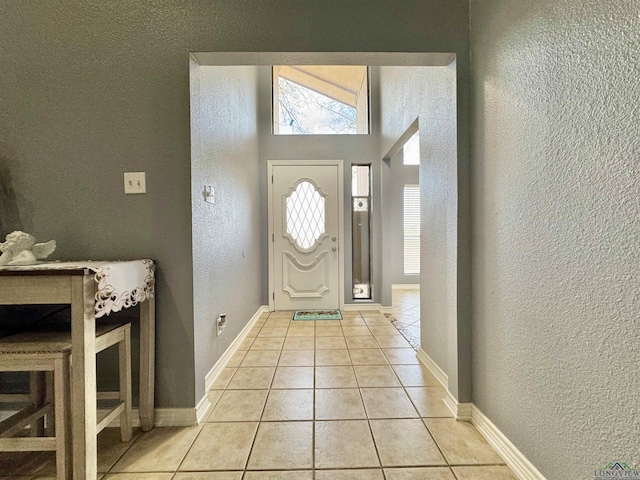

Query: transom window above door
left=273, top=65, right=370, bottom=135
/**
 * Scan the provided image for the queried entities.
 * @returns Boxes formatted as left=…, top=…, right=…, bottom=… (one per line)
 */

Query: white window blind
left=404, top=185, right=420, bottom=275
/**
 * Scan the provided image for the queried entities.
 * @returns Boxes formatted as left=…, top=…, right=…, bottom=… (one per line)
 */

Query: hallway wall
left=0, top=0, right=470, bottom=409
left=470, top=1, right=640, bottom=477
left=190, top=64, right=261, bottom=404
left=379, top=66, right=461, bottom=392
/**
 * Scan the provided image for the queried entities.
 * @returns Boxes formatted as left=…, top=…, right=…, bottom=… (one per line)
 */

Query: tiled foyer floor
left=0, top=310, right=516, bottom=479
left=390, top=288, right=421, bottom=345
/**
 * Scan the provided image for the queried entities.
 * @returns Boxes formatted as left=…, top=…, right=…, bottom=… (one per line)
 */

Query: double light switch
left=124, top=172, right=146, bottom=194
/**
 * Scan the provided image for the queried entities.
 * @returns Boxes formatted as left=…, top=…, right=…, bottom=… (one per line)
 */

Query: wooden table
left=0, top=260, right=155, bottom=479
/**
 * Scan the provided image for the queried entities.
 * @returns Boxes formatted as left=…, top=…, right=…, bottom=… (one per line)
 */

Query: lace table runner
left=0, top=260, right=155, bottom=318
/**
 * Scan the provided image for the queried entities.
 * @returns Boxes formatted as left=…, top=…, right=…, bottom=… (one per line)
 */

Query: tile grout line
left=421, top=403, right=454, bottom=468
left=352, top=331, right=387, bottom=478
left=449, top=466, right=462, bottom=480
left=242, top=379, right=270, bottom=472
left=205, top=415, right=458, bottom=423
left=241, top=311, right=281, bottom=474
left=312, top=317, right=316, bottom=480
left=104, top=429, right=145, bottom=475
left=370, top=316, right=454, bottom=472
left=349, top=318, right=386, bottom=477
left=172, top=417, right=206, bottom=475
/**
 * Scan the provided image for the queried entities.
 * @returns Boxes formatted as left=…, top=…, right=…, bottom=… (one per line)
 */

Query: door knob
left=332, top=247, right=337, bottom=252
left=332, top=237, right=337, bottom=241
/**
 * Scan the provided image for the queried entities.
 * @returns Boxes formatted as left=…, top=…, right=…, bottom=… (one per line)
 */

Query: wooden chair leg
left=118, top=326, right=133, bottom=442
left=29, top=371, right=45, bottom=436
left=44, top=371, right=55, bottom=437
left=139, top=298, right=155, bottom=431
left=54, top=357, right=72, bottom=480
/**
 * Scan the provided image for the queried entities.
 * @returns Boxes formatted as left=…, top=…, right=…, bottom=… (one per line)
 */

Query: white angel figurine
left=0, top=231, right=57, bottom=266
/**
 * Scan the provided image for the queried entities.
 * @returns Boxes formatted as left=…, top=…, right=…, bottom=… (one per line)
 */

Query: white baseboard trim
left=411, top=347, right=545, bottom=479
left=342, top=303, right=383, bottom=312
left=195, top=392, right=212, bottom=425
left=392, top=284, right=420, bottom=290
left=416, top=348, right=448, bottom=389
left=153, top=408, right=198, bottom=426
left=443, top=391, right=473, bottom=421
left=203, top=305, right=269, bottom=396
left=416, top=349, right=471, bottom=422
left=109, top=308, right=272, bottom=430
left=472, top=405, right=546, bottom=480
left=442, top=392, right=457, bottom=417
left=342, top=303, right=393, bottom=315
left=104, top=407, right=197, bottom=428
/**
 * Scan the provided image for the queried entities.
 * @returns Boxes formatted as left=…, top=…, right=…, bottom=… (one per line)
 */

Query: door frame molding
left=267, top=159, right=345, bottom=312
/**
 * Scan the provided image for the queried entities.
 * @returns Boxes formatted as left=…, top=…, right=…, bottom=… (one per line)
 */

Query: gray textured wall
left=0, top=0, right=469, bottom=408
left=379, top=66, right=461, bottom=388
left=470, top=1, right=640, bottom=477
left=0, top=1, right=197, bottom=408
left=190, top=64, right=260, bottom=403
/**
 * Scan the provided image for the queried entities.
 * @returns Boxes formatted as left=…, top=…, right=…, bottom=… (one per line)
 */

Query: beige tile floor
left=391, top=288, right=421, bottom=345
left=0, top=310, right=516, bottom=479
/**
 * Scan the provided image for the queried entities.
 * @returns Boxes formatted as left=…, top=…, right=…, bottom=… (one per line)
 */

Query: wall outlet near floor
left=216, top=314, right=227, bottom=335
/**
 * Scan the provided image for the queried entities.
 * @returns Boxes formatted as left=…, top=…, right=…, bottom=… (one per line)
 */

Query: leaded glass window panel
left=353, top=197, right=368, bottom=212
left=286, top=181, right=326, bottom=250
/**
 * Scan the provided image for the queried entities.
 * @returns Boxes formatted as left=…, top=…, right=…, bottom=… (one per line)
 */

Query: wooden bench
left=0, top=323, right=132, bottom=479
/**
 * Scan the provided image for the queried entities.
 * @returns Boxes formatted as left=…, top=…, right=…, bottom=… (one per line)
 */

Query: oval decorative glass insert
left=286, top=181, right=326, bottom=250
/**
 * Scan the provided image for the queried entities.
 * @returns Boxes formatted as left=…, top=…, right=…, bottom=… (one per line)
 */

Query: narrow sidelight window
left=352, top=165, right=372, bottom=299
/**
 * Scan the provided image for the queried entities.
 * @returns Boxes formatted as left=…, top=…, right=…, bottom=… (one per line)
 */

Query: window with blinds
left=403, top=185, right=420, bottom=275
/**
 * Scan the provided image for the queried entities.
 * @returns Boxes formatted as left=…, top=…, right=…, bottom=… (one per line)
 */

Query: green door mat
left=293, top=310, right=343, bottom=321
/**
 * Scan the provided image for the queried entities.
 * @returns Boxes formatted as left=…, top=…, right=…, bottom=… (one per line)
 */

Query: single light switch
left=204, top=185, right=215, bottom=204
left=124, top=172, right=146, bottom=194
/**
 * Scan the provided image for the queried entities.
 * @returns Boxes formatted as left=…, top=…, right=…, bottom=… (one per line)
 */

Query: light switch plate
left=204, top=185, right=215, bottom=204
left=217, top=314, right=227, bottom=335
left=124, top=172, right=146, bottom=194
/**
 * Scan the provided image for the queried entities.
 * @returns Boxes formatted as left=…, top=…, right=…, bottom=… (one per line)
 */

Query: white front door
left=269, top=161, right=343, bottom=310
